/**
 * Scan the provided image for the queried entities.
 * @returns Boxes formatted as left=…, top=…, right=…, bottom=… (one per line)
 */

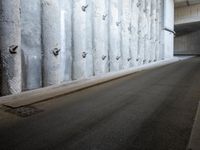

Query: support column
left=42, top=0, right=62, bottom=86
left=93, top=0, right=109, bottom=75
left=108, top=0, right=121, bottom=72
left=0, top=0, right=22, bottom=96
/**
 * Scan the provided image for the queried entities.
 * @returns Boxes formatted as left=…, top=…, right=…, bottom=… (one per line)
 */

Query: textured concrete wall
left=21, top=0, right=42, bottom=91
left=175, top=31, right=200, bottom=55
left=109, top=0, right=121, bottom=71
left=0, top=0, right=174, bottom=96
left=0, top=0, right=22, bottom=95
left=130, top=0, right=139, bottom=67
left=93, top=0, right=109, bottom=74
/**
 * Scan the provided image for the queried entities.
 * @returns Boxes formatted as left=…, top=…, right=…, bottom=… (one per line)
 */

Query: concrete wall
left=175, top=3, right=200, bottom=25
left=174, top=3, right=200, bottom=55
left=175, top=30, right=200, bottom=55
left=0, top=0, right=174, bottom=96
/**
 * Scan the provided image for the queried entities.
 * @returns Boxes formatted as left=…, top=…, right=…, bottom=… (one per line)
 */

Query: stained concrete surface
left=0, top=57, right=200, bottom=150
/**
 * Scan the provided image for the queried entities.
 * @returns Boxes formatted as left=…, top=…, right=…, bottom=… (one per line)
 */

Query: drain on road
left=4, top=106, right=44, bottom=118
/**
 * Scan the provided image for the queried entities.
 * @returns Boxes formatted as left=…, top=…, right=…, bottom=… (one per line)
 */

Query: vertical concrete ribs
left=0, top=0, right=174, bottom=96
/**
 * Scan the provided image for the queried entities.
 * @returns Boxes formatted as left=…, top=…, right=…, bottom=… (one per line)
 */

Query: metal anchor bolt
left=82, top=52, right=88, bottom=58
left=128, top=57, right=132, bottom=61
left=102, top=14, right=108, bottom=20
left=116, top=21, right=121, bottom=26
left=128, top=25, right=132, bottom=32
left=53, top=48, right=61, bottom=56
left=102, top=55, right=107, bottom=60
left=82, top=4, right=88, bottom=12
left=137, top=2, right=141, bottom=7
left=116, top=56, right=121, bottom=60
left=9, top=45, right=18, bottom=54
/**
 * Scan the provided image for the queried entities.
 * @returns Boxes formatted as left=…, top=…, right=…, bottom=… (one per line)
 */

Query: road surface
left=0, top=57, right=200, bottom=150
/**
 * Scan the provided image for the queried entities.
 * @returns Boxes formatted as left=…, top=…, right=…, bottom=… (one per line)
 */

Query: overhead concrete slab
left=175, top=0, right=200, bottom=7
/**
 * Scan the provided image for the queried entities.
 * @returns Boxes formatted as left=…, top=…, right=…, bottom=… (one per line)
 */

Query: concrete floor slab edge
left=0, top=57, right=192, bottom=108
left=187, top=102, right=200, bottom=150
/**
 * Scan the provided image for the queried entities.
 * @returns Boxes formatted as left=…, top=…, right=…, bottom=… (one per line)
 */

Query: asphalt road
left=0, top=57, right=200, bottom=150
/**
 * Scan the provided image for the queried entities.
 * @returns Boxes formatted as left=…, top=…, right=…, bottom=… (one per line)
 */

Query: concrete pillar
left=42, top=0, right=62, bottom=86
left=21, top=0, right=42, bottom=91
left=108, top=0, right=121, bottom=72
left=0, top=0, right=22, bottom=96
left=93, top=0, right=109, bottom=75
left=59, top=0, right=73, bottom=81
left=120, top=0, right=131, bottom=69
left=130, top=0, right=139, bottom=67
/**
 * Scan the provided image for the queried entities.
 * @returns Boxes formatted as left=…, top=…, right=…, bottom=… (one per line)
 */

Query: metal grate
left=4, top=106, right=43, bottom=118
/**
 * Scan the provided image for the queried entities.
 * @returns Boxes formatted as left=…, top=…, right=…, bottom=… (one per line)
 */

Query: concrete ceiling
left=175, top=21, right=200, bottom=36
left=175, top=0, right=200, bottom=7
left=175, top=0, right=200, bottom=35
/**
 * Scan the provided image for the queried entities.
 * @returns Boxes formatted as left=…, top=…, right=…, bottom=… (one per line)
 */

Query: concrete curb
left=187, top=102, right=200, bottom=150
left=0, top=57, right=191, bottom=108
